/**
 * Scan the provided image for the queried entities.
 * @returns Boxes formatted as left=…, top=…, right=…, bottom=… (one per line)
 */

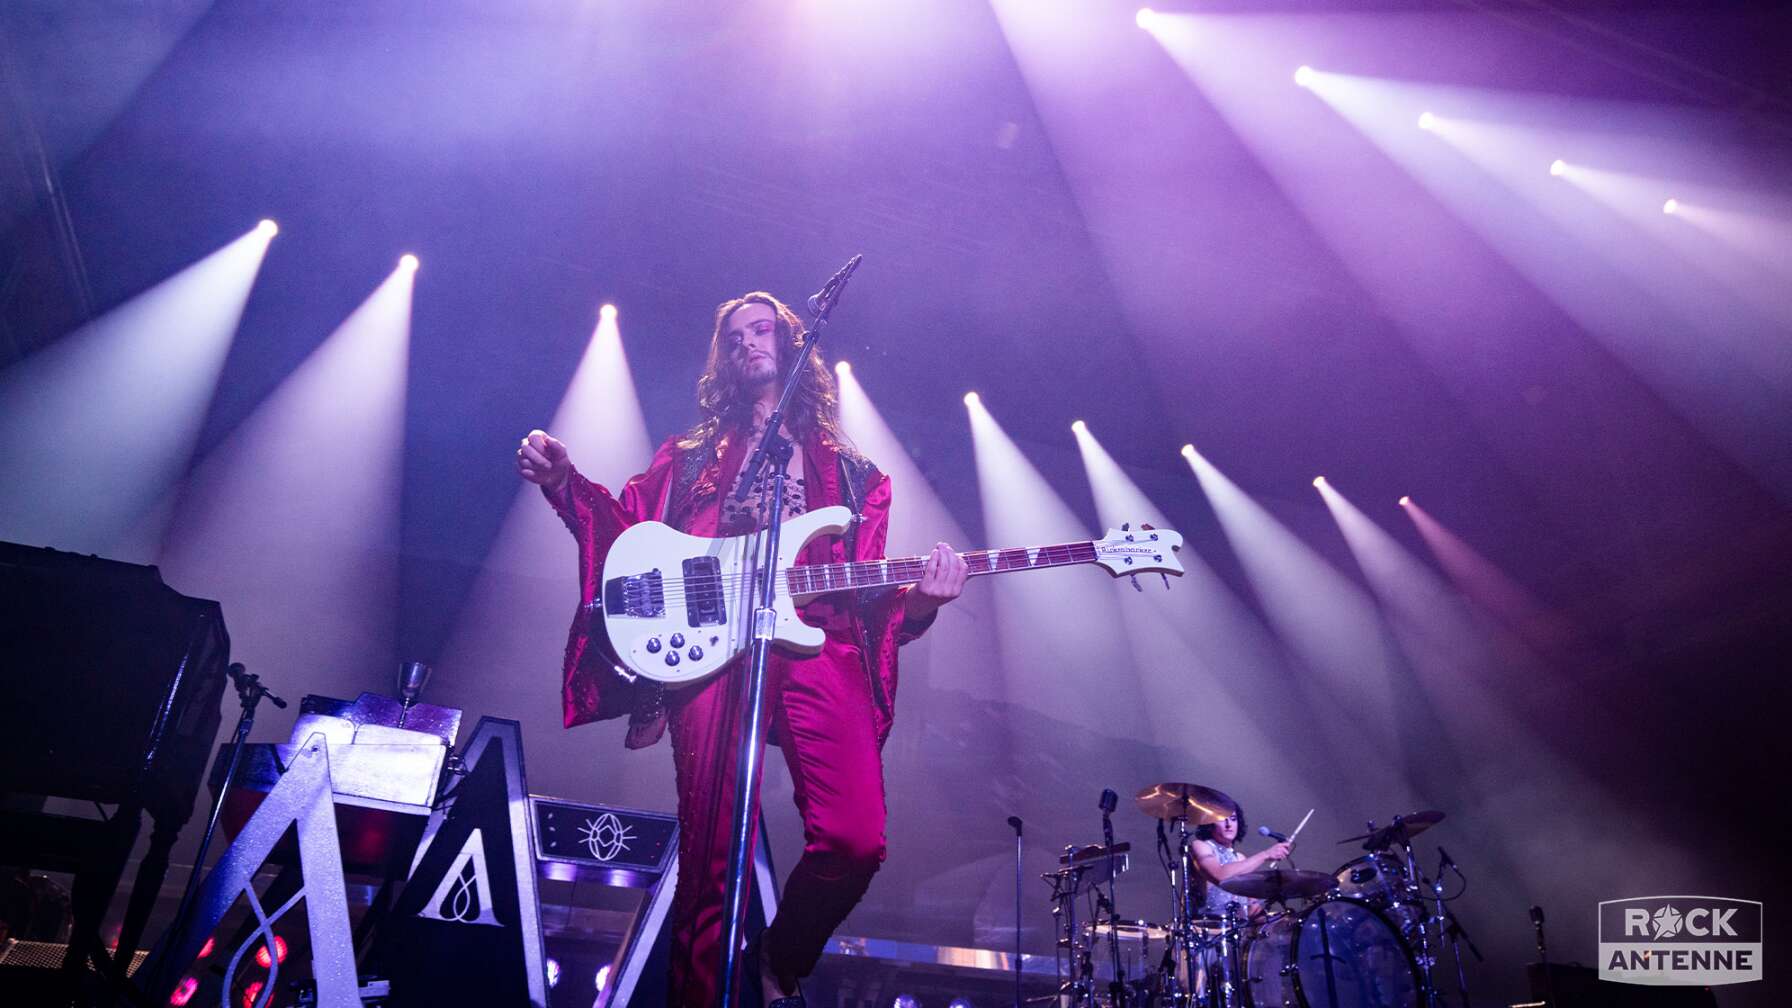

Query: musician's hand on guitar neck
left=903, top=541, right=967, bottom=621
left=517, top=429, right=571, bottom=493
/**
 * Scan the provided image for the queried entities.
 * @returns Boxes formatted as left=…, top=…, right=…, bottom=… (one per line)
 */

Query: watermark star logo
left=1599, top=896, right=1762, bottom=986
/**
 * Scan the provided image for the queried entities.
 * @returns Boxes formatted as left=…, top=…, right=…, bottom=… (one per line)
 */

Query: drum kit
left=1042, top=784, right=1476, bottom=1007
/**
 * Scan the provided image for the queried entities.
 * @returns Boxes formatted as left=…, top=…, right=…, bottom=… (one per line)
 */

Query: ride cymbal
left=1337, top=811, right=1445, bottom=851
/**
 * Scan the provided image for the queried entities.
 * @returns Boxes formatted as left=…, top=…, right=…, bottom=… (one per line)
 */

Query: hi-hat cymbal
left=1135, top=782, right=1234, bottom=823
left=1084, top=920, right=1172, bottom=943
left=1337, top=811, right=1446, bottom=851
left=1217, top=868, right=1336, bottom=902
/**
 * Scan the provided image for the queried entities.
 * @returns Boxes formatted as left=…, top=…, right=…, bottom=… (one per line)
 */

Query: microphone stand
left=1008, top=816, right=1024, bottom=1008
left=148, top=663, right=284, bottom=999
left=1100, top=803, right=1126, bottom=1008
left=716, top=270, right=849, bottom=1008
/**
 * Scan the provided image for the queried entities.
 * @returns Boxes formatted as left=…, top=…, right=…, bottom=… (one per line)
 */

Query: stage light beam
left=1293, top=65, right=1316, bottom=88
left=835, top=360, right=852, bottom=377
left=1549, top=159, right=1567, bottom=177
left=1662, top=198, right=1679, bottom=216
left=399, top=253, right=419, bottom=272
left=1135, top=7, right=1157, bottom=31
left=963, top=390, right=980, bottom=407
left=0, top=221, right=274, bottom=559
left=157, top=258, right=415, bottom=708
left=1417, top=112, right=1436, bottom=131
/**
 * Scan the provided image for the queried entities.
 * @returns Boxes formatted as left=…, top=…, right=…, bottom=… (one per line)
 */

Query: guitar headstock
left=1092, top=523, right=1184, bottom=577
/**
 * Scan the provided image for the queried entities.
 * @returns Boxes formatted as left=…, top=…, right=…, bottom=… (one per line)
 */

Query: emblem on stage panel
left=580, top=812, right=634, bottom=862
left=1599, top=896, right=1762, bottom=986
left=417, top=827, right=503, bottom=926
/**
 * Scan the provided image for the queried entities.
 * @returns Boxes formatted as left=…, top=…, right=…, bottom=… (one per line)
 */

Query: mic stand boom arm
left=717, top=276, right=843, bottom=1008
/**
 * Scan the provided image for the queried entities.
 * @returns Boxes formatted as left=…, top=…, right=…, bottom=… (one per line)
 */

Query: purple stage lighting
left=1293, top=65, right=1316, bottom=88
left=1548, top=159, right=1567, bottom=177
left=1135, top=7, right=1157, bottom=31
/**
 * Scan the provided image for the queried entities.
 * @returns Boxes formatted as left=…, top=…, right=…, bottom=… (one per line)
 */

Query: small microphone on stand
left=806, top=254, right=863, bottom=315
left=1258, top=826, right=1290, bottom=843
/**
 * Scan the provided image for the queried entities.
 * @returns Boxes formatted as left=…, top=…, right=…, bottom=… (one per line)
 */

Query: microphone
left=1439, top=846, right=1461, bottom=875
left=1007, top=815, right=1023, bottom=836
left=1258, top=826, right=1290, bottom=843
left=806, top=254, right=863, bottom=315
left=1529, top=905, right=1545, bottom=927
left=1098, top=788, right=1119, bottom=816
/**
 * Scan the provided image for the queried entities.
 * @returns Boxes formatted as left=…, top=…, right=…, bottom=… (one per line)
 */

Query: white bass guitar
left=585, top=506, right=1183, bottom=686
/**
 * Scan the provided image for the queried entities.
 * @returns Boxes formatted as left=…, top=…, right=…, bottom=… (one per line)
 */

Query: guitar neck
left=785, top=541, right=1099, bottom=596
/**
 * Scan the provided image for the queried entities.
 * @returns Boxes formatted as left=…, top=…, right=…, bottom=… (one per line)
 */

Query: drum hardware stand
left=717, top=255, right=859, bottom=1008
left=1379, top=816, right=1444, bottom=1008
left=1045, top=860, right=1093, bottom=1007
left=1431, top=849, right=1478, bottom=1007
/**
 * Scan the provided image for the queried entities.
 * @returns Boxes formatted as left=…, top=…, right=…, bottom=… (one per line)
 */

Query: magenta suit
left=543, top=425, right=931, bottom=1006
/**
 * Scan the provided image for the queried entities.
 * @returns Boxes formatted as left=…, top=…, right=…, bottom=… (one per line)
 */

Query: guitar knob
left=664, top=651, right=680, bottom=667
left=688, top=645, right=704, bottom=661
left=645, top=637, right=662, bottom=653
left=670, top=633, right=685, bottom=648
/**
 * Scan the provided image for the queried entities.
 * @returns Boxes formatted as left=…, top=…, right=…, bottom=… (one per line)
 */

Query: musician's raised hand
left=904, top=541, right=967, bottom=621
left=517, top=429, right=571, bottom=492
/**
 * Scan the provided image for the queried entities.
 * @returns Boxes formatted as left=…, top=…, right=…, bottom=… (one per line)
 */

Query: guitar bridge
left=603, top=569, right=664, bottom=618
left=682, top=555, right=726, bottom=626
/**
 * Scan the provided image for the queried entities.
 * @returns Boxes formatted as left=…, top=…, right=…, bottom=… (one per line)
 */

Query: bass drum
left=1241, top=897, right=1420, bottom=1008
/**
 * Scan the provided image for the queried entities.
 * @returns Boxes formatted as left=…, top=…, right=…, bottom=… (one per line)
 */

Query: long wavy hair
left=678, top=291, right=854, bottom=456
left=1194, top=801, right=1248, bottom=850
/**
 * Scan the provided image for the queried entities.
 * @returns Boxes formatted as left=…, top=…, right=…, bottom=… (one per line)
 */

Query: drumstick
left=1267, top=808, right=1314, bottom=869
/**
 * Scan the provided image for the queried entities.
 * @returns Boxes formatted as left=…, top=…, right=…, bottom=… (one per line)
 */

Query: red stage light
left=198, top=937, right=215, bottom=959
left=253, top=935, right=287, bottom=968
left=169, top=977, right=199, bottom=1006
left=242, top=981, right=263, bottom=1008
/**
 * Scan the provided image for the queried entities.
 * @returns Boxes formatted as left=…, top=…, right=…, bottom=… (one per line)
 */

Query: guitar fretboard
left=785, top=542, right=1098, bottom=596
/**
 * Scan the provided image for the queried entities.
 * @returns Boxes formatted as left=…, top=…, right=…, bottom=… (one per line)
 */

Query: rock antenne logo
left=1599, top=896, right=1762, bottom=986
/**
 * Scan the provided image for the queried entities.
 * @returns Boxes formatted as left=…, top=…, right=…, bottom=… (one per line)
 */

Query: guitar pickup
left=603, top=569, right=664, bottom=618
left=682, top=556, right=726, bottom=626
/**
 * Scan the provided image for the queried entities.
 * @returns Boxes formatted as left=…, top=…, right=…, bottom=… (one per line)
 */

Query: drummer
left=1192, top=802, right=1292, bottom=918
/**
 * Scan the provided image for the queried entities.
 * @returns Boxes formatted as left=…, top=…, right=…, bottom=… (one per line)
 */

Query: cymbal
left=1337, top=811, right=1445, bottom=851
left=1217, top=868, right=1336, bottom=902
left=1135, top=782, right=1235, bottom=823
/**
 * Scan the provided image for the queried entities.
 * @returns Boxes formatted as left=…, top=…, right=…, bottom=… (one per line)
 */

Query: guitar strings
left=635, top=545, right=1098, bottom=603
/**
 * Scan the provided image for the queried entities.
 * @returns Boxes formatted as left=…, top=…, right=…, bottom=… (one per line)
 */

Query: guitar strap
left=836, top=450, right=893, bottom=720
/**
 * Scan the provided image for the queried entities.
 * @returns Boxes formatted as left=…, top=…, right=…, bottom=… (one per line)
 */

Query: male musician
left=517, top=291, right=967, bottom=1007
left=1192, top=803, right=1291, bottom=919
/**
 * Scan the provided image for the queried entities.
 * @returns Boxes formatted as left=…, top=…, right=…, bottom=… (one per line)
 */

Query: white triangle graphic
left=417, top=827, right=502, bottom=926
